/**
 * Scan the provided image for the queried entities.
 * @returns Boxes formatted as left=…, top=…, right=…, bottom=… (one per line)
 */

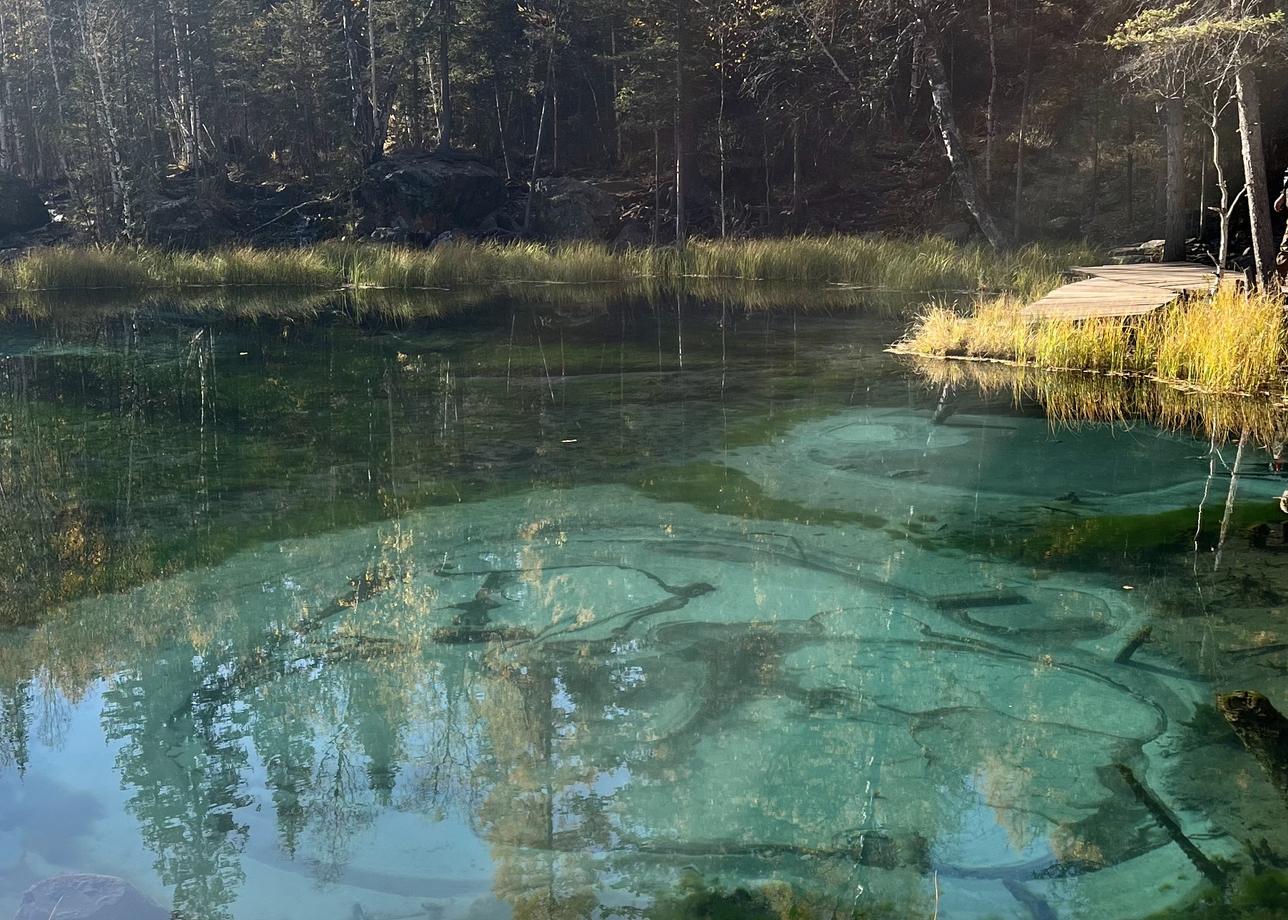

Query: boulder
left=14, top=874, right=168, bottom=920
left=530, top=177, right=619, bottom=241
left=0, top=171, right=50, bottom=237
left=356, top=150, right=506, bottom=239
left=141, top=194, right=235, bottom=247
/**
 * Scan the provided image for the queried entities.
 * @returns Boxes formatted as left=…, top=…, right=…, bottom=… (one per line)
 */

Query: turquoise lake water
left=2, top=293, right=1288, bottom=920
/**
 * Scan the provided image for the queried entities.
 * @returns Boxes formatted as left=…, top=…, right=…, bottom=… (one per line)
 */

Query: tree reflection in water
left=6, top=303, right=1288, bottom=920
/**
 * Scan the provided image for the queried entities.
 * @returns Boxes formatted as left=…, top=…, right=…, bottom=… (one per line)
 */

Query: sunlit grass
left=898, top=286, right=1288, bottom=395
left=0, top=236, right=1095, bottom=296
left=7, top=246, right=154, bottom=290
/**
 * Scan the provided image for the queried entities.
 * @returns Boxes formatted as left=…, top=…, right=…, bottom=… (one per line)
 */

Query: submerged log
left=929, top=589, right=1027, bottom=611
left=432, top=624, right=535, bottom=644
left=1114, top=626, right=1153, bottom=664
left=1113, top=763, right=1225, bottom=888
left=1217, top=690, right=1288, bottom=802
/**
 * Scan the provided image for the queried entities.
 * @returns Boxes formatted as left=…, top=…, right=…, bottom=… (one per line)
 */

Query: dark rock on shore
left=355, top=150, right=507, bottom=241
left=0, top=171, right=50, bottom=236
left=140, top=171, right=342, bottom=248
left=529, top=176, right=620, bottom=241
left=142, top=191, right=236, bottom=248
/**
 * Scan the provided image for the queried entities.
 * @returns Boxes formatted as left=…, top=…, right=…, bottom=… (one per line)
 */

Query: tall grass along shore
left=897, top=286, right=1287, bottom=396
left=0, top=236, right=1095, bottom=299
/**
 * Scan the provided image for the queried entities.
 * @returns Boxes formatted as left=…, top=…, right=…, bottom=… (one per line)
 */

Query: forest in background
left=0, top=0, right=1287, bottom=255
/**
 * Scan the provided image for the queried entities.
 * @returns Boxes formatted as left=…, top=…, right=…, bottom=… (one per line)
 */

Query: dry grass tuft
left=898, top=286, right=1288, bottom=395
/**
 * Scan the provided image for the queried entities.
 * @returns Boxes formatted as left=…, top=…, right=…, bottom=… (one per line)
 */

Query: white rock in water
left=14, top=874, right=168, bottom=920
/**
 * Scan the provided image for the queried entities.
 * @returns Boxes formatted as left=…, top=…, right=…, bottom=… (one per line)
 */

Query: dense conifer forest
left=0, top=0, right=1285, bottom=254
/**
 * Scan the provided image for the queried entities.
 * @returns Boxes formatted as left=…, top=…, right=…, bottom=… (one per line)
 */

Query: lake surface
left=2, top=292, right=1288, bottom=920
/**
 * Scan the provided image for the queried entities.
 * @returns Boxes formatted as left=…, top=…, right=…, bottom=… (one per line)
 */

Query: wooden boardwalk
left=1021, top=263, right=1221, bottom=321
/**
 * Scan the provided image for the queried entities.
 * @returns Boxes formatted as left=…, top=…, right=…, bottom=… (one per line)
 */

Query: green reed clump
left=898, top=286, right=1288, bottom=395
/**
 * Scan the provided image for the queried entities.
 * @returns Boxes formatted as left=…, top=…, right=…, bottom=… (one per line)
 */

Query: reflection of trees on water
left=0, top=679, right=31, bottom=773
left=15, top=310, right=1288, bottom=917
left=102, top=654, right=252, bottom=920
left=0, top=302, right=882, bottom=650
left=3, top=511, right=1218, bottom=919
left=475, top=657, right=599, bottom=920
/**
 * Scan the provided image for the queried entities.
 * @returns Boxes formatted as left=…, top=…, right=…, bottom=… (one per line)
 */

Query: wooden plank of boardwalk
left=1021, top=262, right=1219, bottom=321
left=1071, top=263, right=1219, bottom=291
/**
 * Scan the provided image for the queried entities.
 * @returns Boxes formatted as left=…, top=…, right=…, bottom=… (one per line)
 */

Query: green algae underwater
left=3, top=287, right=1288, bottom=920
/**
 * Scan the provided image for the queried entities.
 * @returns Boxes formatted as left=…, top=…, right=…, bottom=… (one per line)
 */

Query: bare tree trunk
left=1210, top=101, right=1235, bottom=272
left=342, top=0, right=364, bottom=150
left=1235, top=64, right=1273, bottom=286
left=984, top=0, right=997, bottom=187
left=494, top=77, right=510, bottom=179
left=652, top=125, right=660, bottom=244
left=1163, top=96, right=1186, bottom=262
left=717, top=11, right=727, bottom=238
left=791, top=118, right=800, bottom=222
left=609, top=25, right=623, bottom=165
left=438, top=0, right=452, bottom=148
left=522, top=42, right=554, bottom=233
left=924, top=40, right=1006, bottom=248
left=367, top=0, right=379, bottom=157
left=1127, top=102, right=1136, bottom=227
left=762, top=122, right=772, bottom=230
left=40, top=0, right=89, bottom=228
left=424, top=51, right=440, bottom=141
left=674, top=0, right=689, bottom=248
left=1090, top=103, right=1101, bottom=234
left=1013, top=39, right=1033, bottom=240
left=1198, top=136, right=1207, bottom=241
left=0, top=2, right=12, bottom=172
left=168, top=0, right=196, bottom=167
left=410, top=55, right=422, bottom=148
left=151, top=0, right=165, bottom=163
left=77, top=0, right=132, bottom=236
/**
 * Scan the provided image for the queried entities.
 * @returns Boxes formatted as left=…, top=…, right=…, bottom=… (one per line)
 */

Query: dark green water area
left=3, top=290, right=1288, bottom=920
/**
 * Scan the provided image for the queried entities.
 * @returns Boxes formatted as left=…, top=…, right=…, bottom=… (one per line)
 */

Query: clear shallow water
left=2, top=295, right=1288, bottom=920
